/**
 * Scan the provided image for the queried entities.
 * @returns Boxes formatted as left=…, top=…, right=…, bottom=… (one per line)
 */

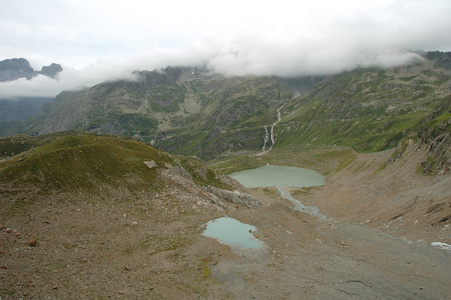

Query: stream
left=276, top=186, right=326, bottom=220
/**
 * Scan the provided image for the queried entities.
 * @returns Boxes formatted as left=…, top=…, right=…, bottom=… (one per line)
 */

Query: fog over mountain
left=1, top=0, right=450, bottom=98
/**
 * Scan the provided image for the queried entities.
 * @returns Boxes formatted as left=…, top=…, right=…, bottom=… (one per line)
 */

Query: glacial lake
left=202, top=217, right=265, bottom=249
left=230, top=165, right=327, bottom=220
left=202, top=165, right=326, bottom=250
left=229, top=165, right=326, bottom=188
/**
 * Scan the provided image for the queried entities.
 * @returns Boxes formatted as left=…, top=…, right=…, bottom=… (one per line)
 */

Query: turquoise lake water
left=229, top=165, right=326, bottom=188
left=202, top=217, right=265, bottom=249
left=202, top=165, right=326, bottom=249
left=230, top=165, right=327, bottom=219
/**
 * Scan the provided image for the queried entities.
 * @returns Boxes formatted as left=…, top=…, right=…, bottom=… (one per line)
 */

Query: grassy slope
left=157, top=75, right=293, bottom=158
left=275, top=65, right=450, bottom=153
left=0, top=132, right=233, bottom=298
left=160, top=57, right=450, bottom=158
left=0, top=132, right=235, bottom=209
left=3, top=53, right=450, bottom=160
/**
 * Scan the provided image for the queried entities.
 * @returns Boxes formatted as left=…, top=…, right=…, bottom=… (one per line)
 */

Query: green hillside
left=276, top=66, right=446, bottom=152
left=2, top=51, right=450, bottom=159
left=0, top=133, right=235, bottom=202
left=0, top=133, right=261, bottom=298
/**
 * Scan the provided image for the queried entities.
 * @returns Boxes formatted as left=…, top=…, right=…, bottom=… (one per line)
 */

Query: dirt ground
left=311, top=143, right=451, bottom=245
left=1, top=144, right=450, bottom=299
left=214, top=200, right=451, bottom=299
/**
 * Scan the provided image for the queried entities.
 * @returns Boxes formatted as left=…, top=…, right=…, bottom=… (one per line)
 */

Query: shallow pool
left=202, top=217, right=265, bottom=249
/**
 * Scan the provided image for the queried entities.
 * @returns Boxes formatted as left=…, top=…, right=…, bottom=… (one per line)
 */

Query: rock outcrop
left=38, top=63, right=63, bottom=78
left=202, top=185, right=261, bottom=209
left=163, top=164, right=261, bottom=210
left=417, top=95, right=451, bottom=175
left=0, top=58, right=35, bottom=81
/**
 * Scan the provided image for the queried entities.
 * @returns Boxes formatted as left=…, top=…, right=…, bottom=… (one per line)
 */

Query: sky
left=1, top=0, right=451, bottom=99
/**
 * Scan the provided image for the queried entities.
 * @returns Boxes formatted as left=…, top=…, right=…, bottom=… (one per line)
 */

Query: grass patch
left=141, top=234, right=188, bottom=254
left=202, top=263, right=212, bottom=280
left=0, top=133, right=173, bottom=196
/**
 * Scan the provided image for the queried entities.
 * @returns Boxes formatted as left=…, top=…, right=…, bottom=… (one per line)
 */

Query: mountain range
left=1, top=52, right=451, bottom=298
left=0, top=58, right=62, bottom=123
left=1, top=51, right=449, bottom=160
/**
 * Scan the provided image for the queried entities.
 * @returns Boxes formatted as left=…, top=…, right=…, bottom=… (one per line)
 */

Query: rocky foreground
left=1, top=137, right=450, bottom=298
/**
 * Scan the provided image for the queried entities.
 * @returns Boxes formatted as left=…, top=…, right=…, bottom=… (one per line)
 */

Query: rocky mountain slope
left=8, top=51, right=449, bottom=161
left=0, top=98, right=52, bottom=122
left=0, top=58, right=61, bottom=133
left=2, top=52, right=451, bottom=299
left=23, top=67, right=293, bottom=158
left=276, top=52, right=451, bottom=152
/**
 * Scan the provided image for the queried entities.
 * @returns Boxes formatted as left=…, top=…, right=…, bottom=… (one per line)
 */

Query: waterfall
left=261, top=126, right=269, bottom=152
left=257, top=104, right=285, bottom=156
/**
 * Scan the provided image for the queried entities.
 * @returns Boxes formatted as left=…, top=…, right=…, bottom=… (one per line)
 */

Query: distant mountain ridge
left=0, top=58, right=62, bottom=82
left=0, top=97, right=52, bottom=122
left=2, top=51, right=451, bottom=161
left=0, top=58, right=62, bottom=130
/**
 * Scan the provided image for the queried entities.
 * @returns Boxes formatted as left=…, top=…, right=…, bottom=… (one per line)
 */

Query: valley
left=2, top=51, right=449, bottom=161
left=1, top=133, right=450, bottom=298
left=1, top=51, right=451, bottom=298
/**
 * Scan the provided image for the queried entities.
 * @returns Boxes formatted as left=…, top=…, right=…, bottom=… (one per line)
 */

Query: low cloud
left=0, top=65, right=138, bottom=99
left=0, top=40, right=222, bottom=99
left=207, top=36, right=424, bottom=77
left=0, top=38, right=424, bottom=99
left=1, top=0, right=450, bottom=99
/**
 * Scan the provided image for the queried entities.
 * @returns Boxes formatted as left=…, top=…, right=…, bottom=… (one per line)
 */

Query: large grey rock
left=166, top=165, right=193, bottom=181
left=203, top=185, right=261, bottom=209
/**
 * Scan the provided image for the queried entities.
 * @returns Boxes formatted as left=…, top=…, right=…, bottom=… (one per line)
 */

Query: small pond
left=202, top=217, right=265, bottom=249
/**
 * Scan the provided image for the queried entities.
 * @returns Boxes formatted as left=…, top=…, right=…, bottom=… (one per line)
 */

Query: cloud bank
left=1, top=0, right=450, bottom=98
left=0, top=39, right=426, bottom=99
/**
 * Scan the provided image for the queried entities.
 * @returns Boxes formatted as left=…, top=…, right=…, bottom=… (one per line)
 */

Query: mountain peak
left=39, top=63, right=63, bottom=78
left=0, top=58, right=34, bottom=81
left=0, top=58, right=62, bottom=82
